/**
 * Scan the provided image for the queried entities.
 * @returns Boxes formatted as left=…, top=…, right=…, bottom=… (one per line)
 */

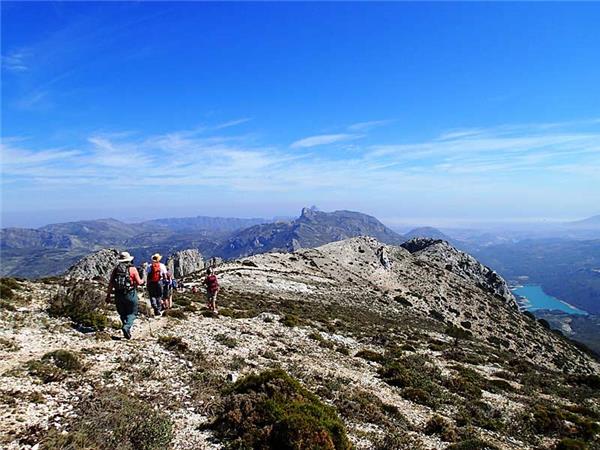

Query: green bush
left=355, top=349, right=384, bottom=363
left=379, top=354, right=443, bottom=406
left=213, top=369, right=351, bottom=449
left=281, top=314, right=301, bottom=327
left=158, top=335, right=189, bottom=353
left=335, top=388, right=409, bottom=430
left=0, top=278, right=20, bottom=300
left=215, top=333, right=238, bottom=348
left=42, top=349, right=83, bottom=371
left=445, top=439, right=500, bottom=450
left=26, top=350, right=82, bottom=383
left=445, top=324, right=473, bottom=340
left=455, top=401, right=504, bottom=431
left=41, top=390, right=172, bottom=450
left=48, top=282, right=109, bottom=330
left=163, top=308, right=187, bottom=319
left=555, top=438, right=589, bottom=450
left=424, top=415, right=458, bottom=442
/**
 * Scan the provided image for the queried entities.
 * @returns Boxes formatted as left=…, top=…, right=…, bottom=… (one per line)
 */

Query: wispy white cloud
left=2, top=119, right=599, bottom=202
left=290, top=133, right=361, bottom=149
left=1, top=50, right=30, bottom=72
left=347, top=119, right=394, bottom=132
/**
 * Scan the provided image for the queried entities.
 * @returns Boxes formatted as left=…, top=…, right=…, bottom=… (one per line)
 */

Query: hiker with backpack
left=161, top=269, right=175, bottom=310
left=106, top=251, right=145, bottom=339
left=147, top=253, right=168, bottom=316
left=201, top=267, right=220, bottom=314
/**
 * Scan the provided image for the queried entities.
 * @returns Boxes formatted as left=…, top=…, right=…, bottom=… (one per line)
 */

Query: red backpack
left=150, top=261, right=161, bottom=282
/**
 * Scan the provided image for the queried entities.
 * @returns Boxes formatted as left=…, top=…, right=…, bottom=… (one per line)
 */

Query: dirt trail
left=0, top=293, right=170, bottom=374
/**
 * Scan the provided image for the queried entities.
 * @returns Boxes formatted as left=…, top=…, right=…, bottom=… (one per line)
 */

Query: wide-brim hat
left=151, top=253, right=162, bottom=261
left=118, top=251, right=134, bottom=263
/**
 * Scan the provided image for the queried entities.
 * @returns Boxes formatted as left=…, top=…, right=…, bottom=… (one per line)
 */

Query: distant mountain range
left=218, top=207, right=405, bottom=259
left=0, top=208, right=406, bottom=278
left=568, top=214, right=600, bottom=229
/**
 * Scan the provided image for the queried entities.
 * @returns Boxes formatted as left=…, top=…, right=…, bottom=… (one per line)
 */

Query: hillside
left=219, top=208, right=405, bottom=259
left=1, top=237, right=598, bottom=450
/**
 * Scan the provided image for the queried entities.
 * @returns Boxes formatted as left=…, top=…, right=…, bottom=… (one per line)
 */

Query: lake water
left=512, top=284, right=588, bottom=316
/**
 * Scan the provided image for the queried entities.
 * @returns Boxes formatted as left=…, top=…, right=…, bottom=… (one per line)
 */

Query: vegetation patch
left=215, top=333, right=238, bottom=348
left=455, top=400, right=504, bottom=432
left=445, top=324, right=473, bottom=340
left=424, top=415, right=458, bottom=442
left=41, top=390, right=172, bottom=450
left=379, top=354, right=444, bottom=407
left=0, top=277, right=20, bottom=300
left=48, top=282, right=109, bottom=330
left=26, top=349, right=83, bottom=383
left=445, top=439, right=501, bottom=450
left=158, top=335, right=189, bottom=353
left=355, top=349, right=384, bottom=363
left=0, top=337, right=20, bottom=352
left=213, top=369, right=351, bottom=449
left=335, top=388, right=409, bottom=431
left=163, top=308, right=187, bottom=319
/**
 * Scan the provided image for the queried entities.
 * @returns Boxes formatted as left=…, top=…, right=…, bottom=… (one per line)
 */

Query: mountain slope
left=219, top=208, right=405, bottom=259
left=1, top=237, right=599, bottom=449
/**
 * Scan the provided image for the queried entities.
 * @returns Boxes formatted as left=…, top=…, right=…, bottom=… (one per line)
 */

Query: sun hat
left=151, top=253, right=162, bottom=261
left=118, top=251, right=134, bottom=263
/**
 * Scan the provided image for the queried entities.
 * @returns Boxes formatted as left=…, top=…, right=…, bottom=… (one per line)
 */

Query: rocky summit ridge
left=1, top=237, right=599, bottom=450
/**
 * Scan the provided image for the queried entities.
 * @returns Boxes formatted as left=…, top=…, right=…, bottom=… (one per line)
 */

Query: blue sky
left=2, top=2, right=600, bottom=228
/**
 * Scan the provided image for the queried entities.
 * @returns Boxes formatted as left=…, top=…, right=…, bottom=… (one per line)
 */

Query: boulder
left=166, top=249, right=204, bottom=278
left=65, top=248, right=120, bottom=281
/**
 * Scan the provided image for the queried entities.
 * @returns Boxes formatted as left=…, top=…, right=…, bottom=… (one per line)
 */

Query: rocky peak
left=401, top=237, right=517, bottom=308
left=166, top=249, right=204, bottom=278
left=64, top=248, right=121, bottom=281
left=299, top=206, right=318, bottom=221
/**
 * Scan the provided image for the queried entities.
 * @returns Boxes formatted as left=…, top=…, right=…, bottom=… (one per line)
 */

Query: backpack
left=149, top=261, right=162, bottom=283
left=113, top=263, right=134, bottom=293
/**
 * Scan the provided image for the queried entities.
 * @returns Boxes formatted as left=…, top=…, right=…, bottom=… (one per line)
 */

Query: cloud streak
left=2, top=119, right=599, bottom=205
left=290, top=133, right=361, bottom=148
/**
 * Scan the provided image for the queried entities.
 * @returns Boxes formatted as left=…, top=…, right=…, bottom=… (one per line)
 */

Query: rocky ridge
left=1, top=237, right=599, bottom=450
left=401, top=238, right=518, bottom=309
left=64, top=248, right=120, bottom=281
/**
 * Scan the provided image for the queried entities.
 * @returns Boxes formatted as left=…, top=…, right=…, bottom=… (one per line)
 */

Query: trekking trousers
left=115, top=289, right=139, bottom=334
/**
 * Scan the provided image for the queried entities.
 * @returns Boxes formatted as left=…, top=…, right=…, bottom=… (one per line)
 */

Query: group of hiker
left=106, top=251, right=219, bottom=339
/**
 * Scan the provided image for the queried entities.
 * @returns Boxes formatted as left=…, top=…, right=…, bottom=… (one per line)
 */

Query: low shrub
left=158, top=335, right=189, bottom=353
left=0, top=278, right=19, bottom=300
left=163, top=308, right=187, bottom=319
left=215, top=333, right=238, bottom=348
left=41, top=390, right=172, bottom=450
left=379, top=354, right=444, bottom=406
left=0, top=337, right=20, bottom=352
left=213, top=369, right=351, bottom=449
left=48, top=282, right=109, bottom=330
left=335, top=388, right=409, bottom=430
left=281, top=314, right=301, bottom=327
left=555, top=438, right=589, bottom=450
left=355, top=349, right=384, bottom=363
left=445, top=324, right=473, bottom=340
left=445, top=439, right=500, bottom=450
left=26, top=349, right=83, bottom=383
left=455, top=401, right=504, bottom=431
left=424, top=415, right=458, bottom=442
